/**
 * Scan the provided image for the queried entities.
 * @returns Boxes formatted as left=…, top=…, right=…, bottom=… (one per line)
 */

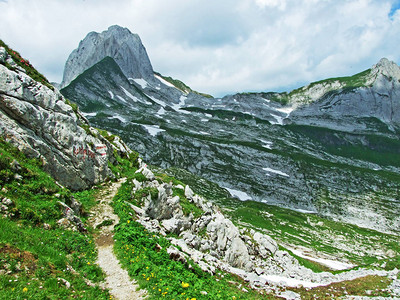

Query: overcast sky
left=1, top=0, right=399, bottom=97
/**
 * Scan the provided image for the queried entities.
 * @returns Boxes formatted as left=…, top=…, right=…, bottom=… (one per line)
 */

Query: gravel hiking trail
left=88, top=178, right=147, bottom=300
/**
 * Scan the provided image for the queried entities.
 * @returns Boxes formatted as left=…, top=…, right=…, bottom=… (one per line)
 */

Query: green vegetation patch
left=0, top=138, right=110, bottom=299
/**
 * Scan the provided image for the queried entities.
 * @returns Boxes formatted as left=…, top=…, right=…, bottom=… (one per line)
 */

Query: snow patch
left=108, top=91, right=114, bottom=99
left=81, top=112, right=97, bottom=117
left=293, top=208, right=316, bottom=214
left=156, top=107, right=166, bottom=116
left=288, top=248, right=355, bottom=270
left=259, top=139, right=273, bottom=150
left=270, top=114, right=285, bottom=125
left=132, top=78, right=148, bottom=89
left=263, top=167, right=289, bottom=177
left=108, top=115, right=127, bottom=123
left=201, top=118, right=209, bottom=122
left=145, top=93, right=167, bottom=107
left=224, top=187, right=252, bottom=201
left=275, top=106, right=295, bottom=114
left=141, top=125, right=165, bottom=137
left=120, top=86, right=138, bottom=102
left=199, top=131, right=210, bottom=135
left=204, top=113, right=212, bottom=118
left=154, top=74, right=177, bottom=88
left=260, top=275, right=321, bottom=288
left=116, top=95, right=128, bottom=103
left=170, top=95, right=189, bottom=114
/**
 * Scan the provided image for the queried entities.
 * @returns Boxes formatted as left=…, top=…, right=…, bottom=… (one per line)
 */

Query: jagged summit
left=60, top=25, right=154, bottom=88
left=368, top=57, right=400, bottom=83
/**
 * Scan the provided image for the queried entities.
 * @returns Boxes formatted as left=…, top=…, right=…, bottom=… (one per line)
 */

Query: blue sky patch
left=389, top=0, right=400, bottom=17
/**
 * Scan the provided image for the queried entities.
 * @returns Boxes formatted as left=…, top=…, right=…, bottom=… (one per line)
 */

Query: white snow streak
left=108, top=90, right=114, bottom=99
left=132, top=78, right=148, bottom=89
left=108, top=115, right=127, bottom=123
left=289, top=248, right=355, bottom=270
left=141, top=125, right=165, bottom=137
left=260, top=275, right=321, bottom=288
left=224, top=187, right=252, bottom=201
left=81, top=112, right=97, bottom=117
left=154, top=74, right=177, bottom=88
left=263, top=167, right=290, bottom=177
left=156, top=107, right=166, bottom=116
left=116, top=95, right=127, bottom=103
left=120, top=86, right=138, bottom=102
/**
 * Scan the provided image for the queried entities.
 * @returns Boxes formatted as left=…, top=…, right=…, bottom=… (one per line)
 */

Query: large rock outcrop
left=0, top=46, right=115, bottom=190
left=60, top=25, right=154, bottom=88
left=288, top=58, right=400, bottom=132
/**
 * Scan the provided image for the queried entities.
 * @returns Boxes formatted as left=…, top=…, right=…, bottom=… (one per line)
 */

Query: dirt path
left=89, top=178, right=147, bottom=300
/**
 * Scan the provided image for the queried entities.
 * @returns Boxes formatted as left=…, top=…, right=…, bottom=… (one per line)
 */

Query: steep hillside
left=0, top=40, right=139, bottom=191
left=60, top=26, right=400, bottom=234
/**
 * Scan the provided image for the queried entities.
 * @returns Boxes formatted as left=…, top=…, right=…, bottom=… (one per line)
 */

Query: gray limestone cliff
left=60, top=25, right=154, bottom=88
left=0, top=46, right=116, bottom=190
left=287, top=58, right=400, bottom=132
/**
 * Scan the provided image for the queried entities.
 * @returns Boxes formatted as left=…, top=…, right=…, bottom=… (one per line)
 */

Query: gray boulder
left=253, top=232, right=278, bottom=256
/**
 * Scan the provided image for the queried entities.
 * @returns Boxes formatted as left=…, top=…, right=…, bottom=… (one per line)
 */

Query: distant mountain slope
left=60, top=26, right=400, bottom=234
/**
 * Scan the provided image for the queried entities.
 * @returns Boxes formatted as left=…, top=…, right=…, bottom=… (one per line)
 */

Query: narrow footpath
left=88, top=178, right=147, bottom=300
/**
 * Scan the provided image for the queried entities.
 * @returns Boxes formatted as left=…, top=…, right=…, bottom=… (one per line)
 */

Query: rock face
left=60, top=25, right=154, bottom=88
left=288, top=58, right=400, bottom=132
left=0, top=46, right=115, bottom=190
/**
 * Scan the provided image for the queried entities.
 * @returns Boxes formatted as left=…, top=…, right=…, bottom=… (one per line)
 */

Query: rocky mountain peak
left=60, top=25, right=154, bottom=88
left=369, top=57, right=400, bottom=82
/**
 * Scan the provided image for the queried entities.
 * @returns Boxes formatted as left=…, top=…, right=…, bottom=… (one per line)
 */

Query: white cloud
left=0, top=0, right=399, bottom=97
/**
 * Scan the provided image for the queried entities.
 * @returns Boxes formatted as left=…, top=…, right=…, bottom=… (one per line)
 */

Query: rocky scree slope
left=0, top=42, right=133, bottom=190
left=117, top=161, right=400, bottom=297
left=60, top=26, right=400, bottom=234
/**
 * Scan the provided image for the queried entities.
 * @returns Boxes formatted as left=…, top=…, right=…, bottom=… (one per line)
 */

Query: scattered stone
left=280, top=290, right=301, bottom=300
left=167, top=246, right=187, bottom=264
left=58, top=278, right=71, bottom=289
left=184, top=185, right=194, bottom=200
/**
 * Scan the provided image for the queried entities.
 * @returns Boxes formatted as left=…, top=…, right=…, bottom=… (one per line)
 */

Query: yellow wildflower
left=127, top=220, right=130, bottom=224
left=181, top=282, right=189, bottom=288
left=22, top=287, right=28, bottom=293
